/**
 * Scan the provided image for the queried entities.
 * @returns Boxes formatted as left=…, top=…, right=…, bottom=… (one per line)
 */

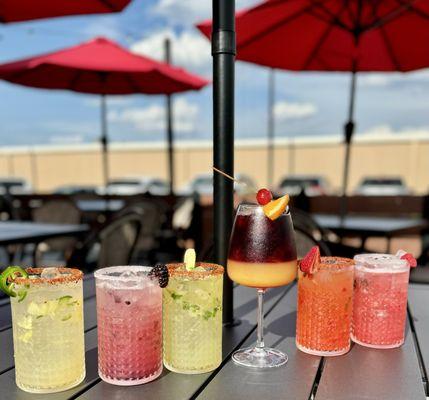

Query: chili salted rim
left=167, top=262, right=224, bottom=279
left=13, top=267, right=83, bottom=286
left=317, top=256, right=354, bottom=270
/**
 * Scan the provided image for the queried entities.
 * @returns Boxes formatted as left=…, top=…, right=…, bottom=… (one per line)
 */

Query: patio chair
left=118, top=199, right=168, bottom=264
left=32, top=199, right=82, bottom=265
left=68, top=211, right=142, bottom=270
left=291, top=208, right=362, bottom=259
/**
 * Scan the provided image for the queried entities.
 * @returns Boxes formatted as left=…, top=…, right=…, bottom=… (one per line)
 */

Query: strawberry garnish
left=299, top=246, right=321, bottom=274
left=396, top=250, right=417, bottom=268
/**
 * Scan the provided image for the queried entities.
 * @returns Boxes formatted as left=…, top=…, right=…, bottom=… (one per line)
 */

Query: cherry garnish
left=256, top=188, right=272, bottom=205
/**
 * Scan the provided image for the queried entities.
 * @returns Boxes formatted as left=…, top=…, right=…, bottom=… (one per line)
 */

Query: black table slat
left=197, top=285, right=320, bottom=400
left=76, top=285, right=288, bottom=400
left=408, top=284, right=429, bottom=391
left=315, top=321, right=426, bottom=400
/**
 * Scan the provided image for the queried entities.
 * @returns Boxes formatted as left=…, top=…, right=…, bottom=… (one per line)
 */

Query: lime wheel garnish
left=0, top=266, right=28, bottom=298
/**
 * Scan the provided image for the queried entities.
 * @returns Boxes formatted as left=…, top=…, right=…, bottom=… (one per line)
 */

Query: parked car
left=0, top=178, right=32, bottom=195
left=277, top=175, right=330, bottom=196
left=354, top=177, right=410, bottom=196
left=105, top=177, right=170, bottom=196
left=181, top=173, right=256, bottom=196
left=54, top=185, right=99, bottom=195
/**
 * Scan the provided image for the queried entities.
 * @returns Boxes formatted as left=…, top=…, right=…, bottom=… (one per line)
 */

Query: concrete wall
left=0, top=134, right=427, bottom=194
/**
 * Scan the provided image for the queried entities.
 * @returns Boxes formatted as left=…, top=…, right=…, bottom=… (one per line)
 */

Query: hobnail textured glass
left=95, top=266, right=162, bottom=385
left=352, top=254, right=410, bottom=349
left=296, top=257, right=354, bottom=356
left=11, top=268, right=85, bottom=393
left=163, top=263, right=223, bottom=374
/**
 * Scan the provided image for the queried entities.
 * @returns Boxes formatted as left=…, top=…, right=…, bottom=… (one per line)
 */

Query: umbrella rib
left=395, top=0, right=429, bottom=20
left=238, top=2, right=318, bottom=50
left=99, top=0, right=120, bottom=12
left=378, top=25, right=402, bottom=71
left=125, top=74, right=143, bottom=94
left=68, top=70, right=84, bottom=91
left=363, top=0, right=428, bottom=31
left=302, top=1, right=350, bottom=70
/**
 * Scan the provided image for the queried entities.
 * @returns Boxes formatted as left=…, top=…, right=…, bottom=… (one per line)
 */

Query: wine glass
left=227, top=203, right=297, bottom=368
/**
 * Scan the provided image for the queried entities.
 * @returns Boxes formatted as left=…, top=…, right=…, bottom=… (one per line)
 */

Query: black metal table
left=0, top=221, right=89, bottom=246
left=76, top=200, right=124, bottom=214
left=0, top=279, right=428, bottom=399
left=313, top=214, right=428, bottom=251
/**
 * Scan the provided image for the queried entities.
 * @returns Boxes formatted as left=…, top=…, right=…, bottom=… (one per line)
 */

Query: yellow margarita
left=163, top=262, right=224, bottom=374
left=10, top=268, right=85, bottom=393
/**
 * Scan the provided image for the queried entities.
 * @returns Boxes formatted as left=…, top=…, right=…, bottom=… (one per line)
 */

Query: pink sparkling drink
left=95, top=266, right=162, bottom=385
left=352, top=254, right=410, bottom=349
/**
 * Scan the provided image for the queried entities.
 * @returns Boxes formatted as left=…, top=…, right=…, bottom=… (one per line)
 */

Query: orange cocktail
left=227, top=202, right=297, bottom=368
left=296, top=257, right=354, bottom=356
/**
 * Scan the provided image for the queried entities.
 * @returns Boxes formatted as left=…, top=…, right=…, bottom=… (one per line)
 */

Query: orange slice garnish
left=262, top=194, right=290, bottom=220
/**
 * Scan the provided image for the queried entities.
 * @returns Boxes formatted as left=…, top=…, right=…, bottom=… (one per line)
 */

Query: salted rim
left=167, top=262, right=224, bottom=278
left=94, top=265, right=152, bottom=282
left=13, top=267, right=83, bottom=285
left=317, top=256, right=355, bottom=270
left=354, top=253, right=409, bottom=272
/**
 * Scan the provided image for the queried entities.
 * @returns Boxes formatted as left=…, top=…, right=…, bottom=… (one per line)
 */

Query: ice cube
left=40, top=267, right=62, bottom=279
left=119, top=270, right=137, bottom=279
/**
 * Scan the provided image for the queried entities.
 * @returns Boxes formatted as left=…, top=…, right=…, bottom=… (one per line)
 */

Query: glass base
left=351, top=335, right=404, bottom=349
left=99, top=367, right=162, bottom=386
left=232, top=346, right=288, bottom=368
left=296, top=341, right=350, bottom=357
left=17, top=373, right=85, bottom=394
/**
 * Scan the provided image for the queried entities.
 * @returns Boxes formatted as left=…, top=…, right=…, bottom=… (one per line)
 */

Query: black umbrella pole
left=165, top=39, right=175, bottom=195
left=340, top=71, right=357, bottom=218
left=101, top=94, right=109, bottom=191
left=212, top=0, right=236, bottom=326
left=267, top=68, right=275, bottom=188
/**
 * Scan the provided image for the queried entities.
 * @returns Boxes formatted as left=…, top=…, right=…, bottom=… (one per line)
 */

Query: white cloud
left=131, top=28, right=211, bottom=73
left=109, top=98, right=199, bottom=133
left=82, top=17, right=123, bottom=41
left=152, top=0, right=261, bottom=25
left=83, top=96, right=132, bottom=108
left=274, top=100, right=317, bottom=120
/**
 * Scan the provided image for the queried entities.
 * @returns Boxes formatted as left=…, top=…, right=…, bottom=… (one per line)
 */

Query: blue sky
left=0, top=0, right=428, bottom=146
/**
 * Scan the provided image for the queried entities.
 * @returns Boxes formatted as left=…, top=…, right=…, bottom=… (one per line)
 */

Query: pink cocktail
left=95, top=266, right=162, bottom=385
left=352, top=254, right=410, bottom=349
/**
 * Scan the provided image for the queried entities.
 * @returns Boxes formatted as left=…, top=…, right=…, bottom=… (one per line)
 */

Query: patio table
left=313, top=214, right=428, bottom=251
left=0, top=221, right=89, bottom=246
left=0, top=277, right=427, bottom=399
left=76, top=200, right=125, bottom=214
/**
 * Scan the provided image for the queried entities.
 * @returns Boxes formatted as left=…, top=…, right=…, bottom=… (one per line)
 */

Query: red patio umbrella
left=198, top=0, right=429, bottom=203
left=0, top=0, right=131, bottom=23
left=0, top=37, right=208, bottom=190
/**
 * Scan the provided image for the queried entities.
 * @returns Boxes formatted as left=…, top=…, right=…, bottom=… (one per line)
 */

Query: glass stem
left=256, top=289, right=265, bottom=350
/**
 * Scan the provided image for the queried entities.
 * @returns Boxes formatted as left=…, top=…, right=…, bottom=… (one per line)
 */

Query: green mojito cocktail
left=7, top=267, right=85, bottom=393
left=163, top=256, right=224, bottom=374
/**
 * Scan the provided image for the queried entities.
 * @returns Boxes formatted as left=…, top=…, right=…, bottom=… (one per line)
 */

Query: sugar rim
left=13, top=267, right=83, bottom=285
left=167, top=262, right=224, bottom=278
left=354, top=253, right=409, bottom=272
left=94, top=265, right=153, bottom=282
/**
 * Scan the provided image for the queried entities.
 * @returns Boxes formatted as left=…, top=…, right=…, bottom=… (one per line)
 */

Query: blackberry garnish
left=149, top=264, right=169, bottom=288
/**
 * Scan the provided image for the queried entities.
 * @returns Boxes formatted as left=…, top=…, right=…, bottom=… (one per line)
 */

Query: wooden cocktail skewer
left=212, top=166, right=257, bottom=193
